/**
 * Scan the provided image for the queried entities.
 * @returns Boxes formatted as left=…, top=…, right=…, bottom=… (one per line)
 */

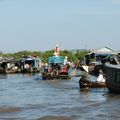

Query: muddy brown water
left=0, top=73, right=120, bottom=120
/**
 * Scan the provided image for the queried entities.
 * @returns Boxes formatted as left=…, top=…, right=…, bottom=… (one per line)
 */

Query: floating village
left=0, top=44, right=120, bottom=93
left=1, top=0, right=120, bottom=119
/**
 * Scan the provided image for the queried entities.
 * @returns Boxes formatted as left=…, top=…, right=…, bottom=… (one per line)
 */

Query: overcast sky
left=0, top=0, right=120, bottom=53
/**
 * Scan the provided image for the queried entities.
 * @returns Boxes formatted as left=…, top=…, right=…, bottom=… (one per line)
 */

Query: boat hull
left=106, top=81, right=120, bottom=93
left=42, top=72, right=71, bottom=80
left=79, top=81, right=106, bottom=88
left=105, top=64, right=120, bottom=93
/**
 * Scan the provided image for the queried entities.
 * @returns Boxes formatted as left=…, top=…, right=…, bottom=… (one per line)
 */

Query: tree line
left=0, top=50, right=89, bottom=63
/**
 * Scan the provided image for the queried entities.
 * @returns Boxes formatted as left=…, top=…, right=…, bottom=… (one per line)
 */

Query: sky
left=0, top=0, right=120, bottom=53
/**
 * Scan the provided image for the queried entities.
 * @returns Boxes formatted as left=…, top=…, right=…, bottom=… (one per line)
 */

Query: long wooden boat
left=79, top=81, right=106, bottom=88
left=42, top=72, right=71, bottom=80
left=105, top=64, right=120, bottom=93
left=42, top=56, right=71, bottom=80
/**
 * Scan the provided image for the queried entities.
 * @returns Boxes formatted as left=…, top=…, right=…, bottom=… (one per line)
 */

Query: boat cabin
left=85, top=47, right=117, bottom=66
left=20, top=56, right=41, bottom=73
left=0, top=57, right=20, bottom=74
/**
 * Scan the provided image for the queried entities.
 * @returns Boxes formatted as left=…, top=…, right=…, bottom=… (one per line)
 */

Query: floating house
left=85, top=47, right=117, bottom=65
left=84, top=47, right=118, bottom=75
left=0, top=57, right=20, bottom=74
left=20, top=56, right=41, bottom=73
left=0, top=57, right=7, bottom=73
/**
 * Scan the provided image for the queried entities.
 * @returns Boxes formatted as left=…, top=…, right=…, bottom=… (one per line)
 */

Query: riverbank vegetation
left=0, top=50, right=89, bottom=63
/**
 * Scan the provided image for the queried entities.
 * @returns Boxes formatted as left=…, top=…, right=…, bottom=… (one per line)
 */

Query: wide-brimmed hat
left=65, top=56, right=68, bottom=59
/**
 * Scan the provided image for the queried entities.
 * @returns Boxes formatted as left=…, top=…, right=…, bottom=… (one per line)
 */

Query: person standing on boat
left=54, top=44, right=60, bottom=56
left=64, top=56, right=68, bottom=65
left=64, top=56, right=71, bottom=70
left=51, top=51, right=61, bottom=76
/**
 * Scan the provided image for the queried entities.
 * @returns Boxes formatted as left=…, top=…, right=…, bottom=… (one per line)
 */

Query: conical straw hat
left=82, top=65, right=89, bottom=73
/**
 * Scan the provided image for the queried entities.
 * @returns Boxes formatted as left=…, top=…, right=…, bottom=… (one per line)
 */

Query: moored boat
left=79, top=81, right=106, bottom=89
left=20, top=56, right=42, bottom=73
left=42, top=71, right=70, bottom=80
left=42, top=56, right=70, bottom=80
left=105, top=64, right=120, bottom=93
left=79, top=66, right=106, bottom=89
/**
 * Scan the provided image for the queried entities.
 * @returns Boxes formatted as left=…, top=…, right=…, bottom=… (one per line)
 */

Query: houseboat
left=105, top=64, right=120, bottom=93
left=20, top=56, right=41, bottom=73
left=84, top=47, right=118, bottom=76
left=0, top=57, right=20, bottom=74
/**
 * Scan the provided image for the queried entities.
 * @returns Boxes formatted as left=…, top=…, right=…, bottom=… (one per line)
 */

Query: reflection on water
left=37, top=116, right=71, bottom=120
left=0, top=73, right=119, bottom=120
left=0, top=74, right=7, bottom=80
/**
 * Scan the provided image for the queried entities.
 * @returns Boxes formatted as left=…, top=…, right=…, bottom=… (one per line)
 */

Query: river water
left=0, top=73, right=120, bottom=120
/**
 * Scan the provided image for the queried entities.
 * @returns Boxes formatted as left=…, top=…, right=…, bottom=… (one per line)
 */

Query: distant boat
left=20, top=56, right=41, bottom=73
left=105, top=64, right=120, bottom=93
left=42, top=56, right=70, bottom=80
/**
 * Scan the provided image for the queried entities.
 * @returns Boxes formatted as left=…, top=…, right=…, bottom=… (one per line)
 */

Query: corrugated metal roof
left=90, top=47, right=117, bottom=55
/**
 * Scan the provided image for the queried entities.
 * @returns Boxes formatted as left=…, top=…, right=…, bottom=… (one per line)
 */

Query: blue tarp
left=48, top=56, right=64, bottom=64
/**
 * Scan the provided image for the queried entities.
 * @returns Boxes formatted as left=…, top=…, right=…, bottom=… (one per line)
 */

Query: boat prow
left=79, top=81, right=106, bottom=89
left=42, top=72, right=71, bottom=80
left=89, top=82, right=106, bottom=88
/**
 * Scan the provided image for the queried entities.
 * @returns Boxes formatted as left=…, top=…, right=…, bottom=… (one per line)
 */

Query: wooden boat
left=105, top=64, right=120, bottom=93
left=42, top=71, right=70, bottom=80
left=79, top=81, right=106, bottom=88
left=79, top=71, right=106, bottom=88
left=42, top=56, right=70, bottom=80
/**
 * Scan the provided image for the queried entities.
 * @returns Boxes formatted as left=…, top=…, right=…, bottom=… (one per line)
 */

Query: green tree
left=75, top=50, right=89, bottom=62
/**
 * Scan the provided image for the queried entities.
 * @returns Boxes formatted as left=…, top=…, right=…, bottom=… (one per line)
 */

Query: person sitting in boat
left=67, top=61, right=71, bottom=69
left=24, top=63, right=29, bottom=69
left=110, top=58, right=118, bottom=65
left=51, top=62, right=61, bottom=77
left=52, top=51, right=60, bottom=70
left=96, top=69, right=105, bottom=83
left=79, top=68, right=90, bottom=88
left=44, top=63, right=48, bottom=73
